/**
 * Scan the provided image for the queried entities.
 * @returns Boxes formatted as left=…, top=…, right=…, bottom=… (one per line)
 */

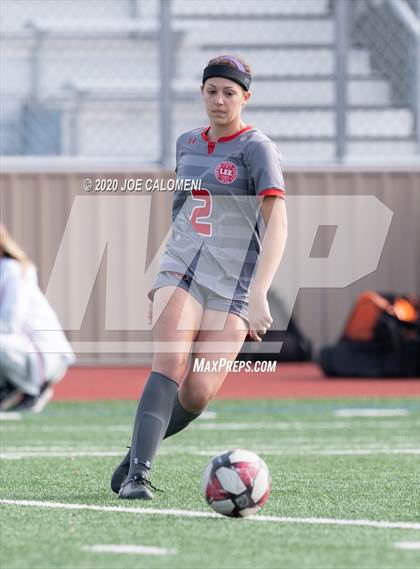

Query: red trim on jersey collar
left=201, top=125, right=253, bottom=143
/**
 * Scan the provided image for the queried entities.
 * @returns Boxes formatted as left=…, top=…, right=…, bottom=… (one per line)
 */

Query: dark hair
left=0, top=223, right=32, bottom=270
left=207, top=55, right=252, bottom=76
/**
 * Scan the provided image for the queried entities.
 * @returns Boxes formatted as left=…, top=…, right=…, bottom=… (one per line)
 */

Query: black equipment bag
left=319, top=291, right=420, bottom=378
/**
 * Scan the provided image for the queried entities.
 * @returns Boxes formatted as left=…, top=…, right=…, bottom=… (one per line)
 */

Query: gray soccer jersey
left=158, top=125, right=285, bottom=301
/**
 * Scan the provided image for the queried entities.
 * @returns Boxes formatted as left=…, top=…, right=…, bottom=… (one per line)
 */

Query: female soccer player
left=113, top=55, right=288, bottom=499
left=0, top=224, right=75, bottom=412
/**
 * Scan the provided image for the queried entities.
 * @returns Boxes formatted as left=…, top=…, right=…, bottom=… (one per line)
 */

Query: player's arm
left=252, top=196, right=287, bottom=294
left=248, top=196, right=288, bottom=341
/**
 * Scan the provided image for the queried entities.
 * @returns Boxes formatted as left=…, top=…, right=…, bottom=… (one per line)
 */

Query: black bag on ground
left=319, top=291, right=420, bottom=377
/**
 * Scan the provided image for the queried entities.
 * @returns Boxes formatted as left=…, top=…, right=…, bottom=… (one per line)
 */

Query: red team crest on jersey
left=215, top=161, right=238, bottom=184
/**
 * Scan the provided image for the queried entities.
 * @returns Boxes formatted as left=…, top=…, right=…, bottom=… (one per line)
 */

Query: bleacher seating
left=0, top=0, right=418, bottom=163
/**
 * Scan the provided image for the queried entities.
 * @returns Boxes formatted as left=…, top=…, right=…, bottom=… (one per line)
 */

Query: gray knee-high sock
left=128, top=371, right=178, bottom=479
left=119, top=392, right=201, bottom=470
left=164, top=392, right=201, bottom=439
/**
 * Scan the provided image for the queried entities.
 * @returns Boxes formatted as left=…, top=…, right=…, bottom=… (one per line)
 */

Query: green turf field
left=1, top=398, right=419, bottom=569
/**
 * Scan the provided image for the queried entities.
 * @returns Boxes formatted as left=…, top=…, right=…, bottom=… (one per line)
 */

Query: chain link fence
left=349, top=0, right=419, bottom=160
left=1, top=0, right=419, bottom=164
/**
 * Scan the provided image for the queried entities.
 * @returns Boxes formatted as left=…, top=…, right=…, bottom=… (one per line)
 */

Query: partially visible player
left=112, top=55, right=288, bottom=499
left=0, top=224, right=75, bottom=412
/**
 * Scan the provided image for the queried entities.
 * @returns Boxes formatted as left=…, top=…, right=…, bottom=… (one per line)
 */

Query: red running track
left=53, top=364, right=420, bottom=400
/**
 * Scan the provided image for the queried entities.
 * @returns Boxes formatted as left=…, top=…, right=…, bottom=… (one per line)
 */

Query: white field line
left=1, top=447, right=419, bottom=460
left=0, top=412, right=22, bottom=421
left=192, top=449, right=420, bottom=457
left=0, top=425, right=133, bottom=433
left=0, top=446, right=109, bottom=451
left=0, top=451, right=124, bottom=459
left=0, top=421, right=411, bottom=433
left=334, top=409, right=410, bottom=417
left=2, top=436, right=414, bottom=449
left=394, top=542, right=420, bottom=550
left=2, top=442, right=416, bottom=452
left=1, top=499, right=419, bottom=531
left=312, top=449, right=420, bottom=456
left=82, top=544, right=176, bottom=556
left=199, top=411, right=217, bottom=420
left=190, top=421, right=411, bottom=431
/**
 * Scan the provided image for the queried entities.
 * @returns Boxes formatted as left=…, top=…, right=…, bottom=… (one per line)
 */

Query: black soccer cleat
left=0, top=380, right=26, bottom=411
left=110, top=448, right=131, bottom=494
left=118, top=473, right=160, bottom=500
left=20, top=383, right=53, bottom=413
left=0, top=389, right=25, bottom=412
left=4, top=382, right=54, bottom=414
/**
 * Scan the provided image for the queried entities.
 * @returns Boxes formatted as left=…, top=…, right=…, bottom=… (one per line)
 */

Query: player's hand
left=248, top=289, right=273, bottom=342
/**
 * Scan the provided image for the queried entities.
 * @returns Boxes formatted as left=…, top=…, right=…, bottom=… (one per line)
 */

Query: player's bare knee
left=184, top=387, right=213, bottom=413
left=152, top=353, right=189, bottom=383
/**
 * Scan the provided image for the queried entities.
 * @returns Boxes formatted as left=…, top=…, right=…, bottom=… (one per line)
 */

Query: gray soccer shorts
left=148, top=271, right=249, bottom=326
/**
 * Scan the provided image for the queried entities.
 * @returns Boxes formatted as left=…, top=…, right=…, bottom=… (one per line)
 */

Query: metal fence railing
left=1, top=0, right=419, bottom=165
left=349, top=0, right=420, bottom=156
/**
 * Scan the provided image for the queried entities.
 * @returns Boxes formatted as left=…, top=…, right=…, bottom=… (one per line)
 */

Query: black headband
left=202, top=64, right=252, bottom=91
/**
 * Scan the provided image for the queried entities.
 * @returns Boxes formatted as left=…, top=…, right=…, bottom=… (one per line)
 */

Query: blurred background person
left=0, top=223, right=75, bottom=412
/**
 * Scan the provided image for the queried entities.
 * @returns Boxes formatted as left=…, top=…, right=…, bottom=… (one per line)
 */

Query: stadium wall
left=1, top=166, right=418, bottom=364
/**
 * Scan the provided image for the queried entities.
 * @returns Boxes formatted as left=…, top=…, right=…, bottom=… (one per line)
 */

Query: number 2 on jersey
left=190, top=188, right=212, bottom=236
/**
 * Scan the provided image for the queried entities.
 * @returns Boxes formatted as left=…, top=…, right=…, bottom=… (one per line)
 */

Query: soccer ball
left=201, top=449, right=271, bottom=518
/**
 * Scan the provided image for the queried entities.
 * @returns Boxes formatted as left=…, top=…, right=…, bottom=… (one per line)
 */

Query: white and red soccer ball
left=201, top=449, right=271, bottom=518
